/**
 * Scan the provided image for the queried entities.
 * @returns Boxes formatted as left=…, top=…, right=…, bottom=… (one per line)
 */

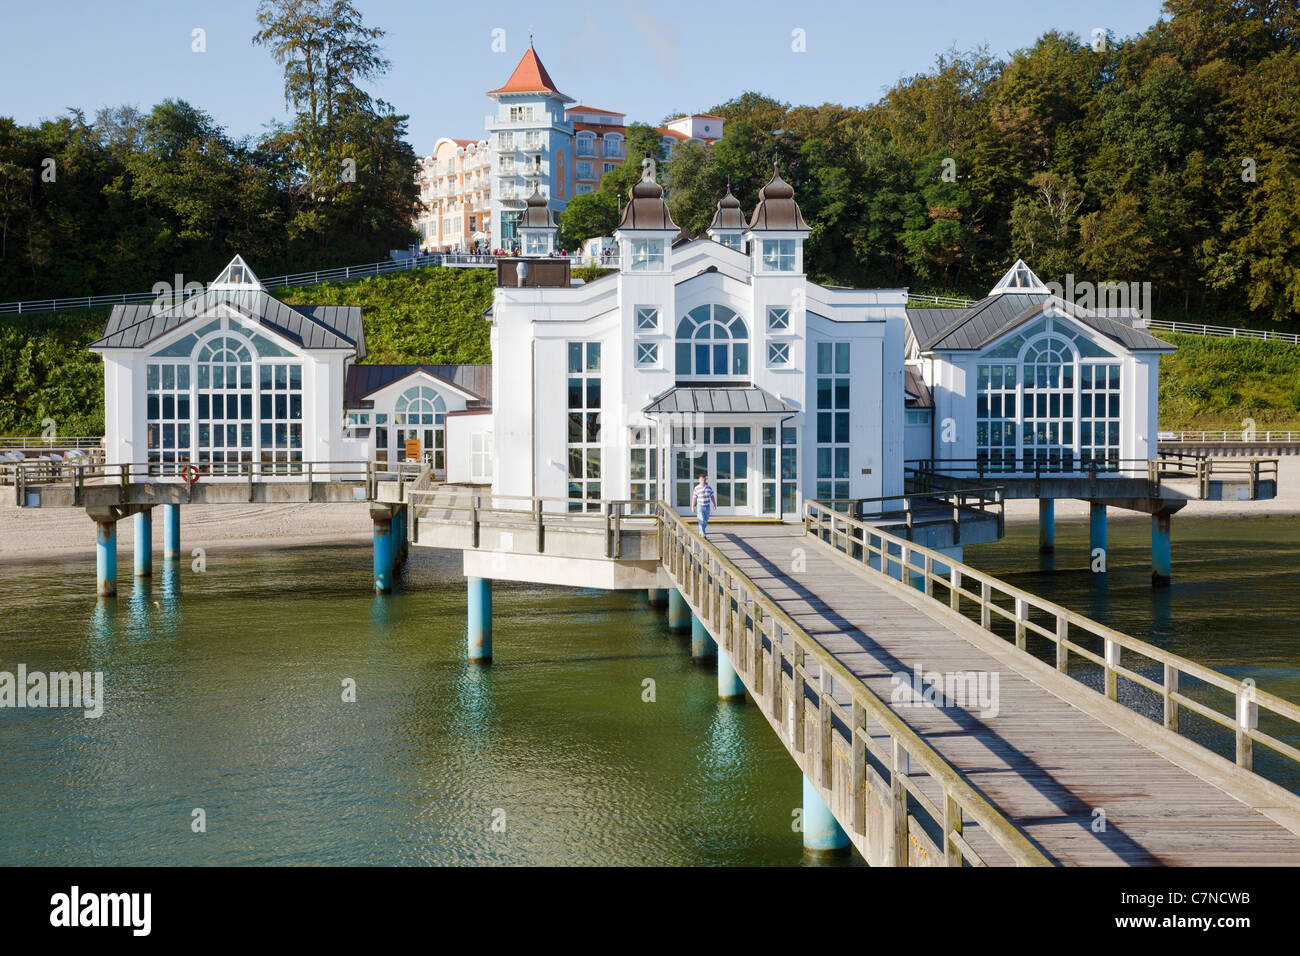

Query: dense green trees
left=658, top=1, right=1299, bottom=325
left=0, top=0, right=416, bottom=301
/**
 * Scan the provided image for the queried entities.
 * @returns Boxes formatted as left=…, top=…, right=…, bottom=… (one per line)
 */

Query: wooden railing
left=819, top=487, right=1005, bottom=543
left=658, top=501, right=1051, bottom=867
left=1145, top=454, right=1278, bottom=498
left=804, top=499, right=1300, bottom=783
left=4, top=458, right=424, bottom=503
left=405, top=490, right=657, bottom=558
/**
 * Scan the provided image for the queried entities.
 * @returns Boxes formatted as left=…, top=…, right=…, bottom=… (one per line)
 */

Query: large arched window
left=393, top=384, right=447, bottom=472
left=675, top=305, right=749, bottom=377
left=976, top=325, right=1121, bottom=474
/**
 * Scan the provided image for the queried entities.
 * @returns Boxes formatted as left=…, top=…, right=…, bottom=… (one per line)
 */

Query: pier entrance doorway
left=672, top=426, right=755, bottom=517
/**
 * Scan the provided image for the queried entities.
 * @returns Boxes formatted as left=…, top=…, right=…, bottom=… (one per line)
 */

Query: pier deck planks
left=710, top=523, right=1300, bottom=866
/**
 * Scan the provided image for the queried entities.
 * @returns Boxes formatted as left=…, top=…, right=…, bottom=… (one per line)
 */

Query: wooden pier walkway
left=658, top=508, right=1300, bottom=866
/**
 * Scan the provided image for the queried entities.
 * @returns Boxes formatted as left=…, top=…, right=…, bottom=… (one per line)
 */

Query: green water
left=1, top=514, right=1297, bottom=865
left=0, top=544, right=839, bottom=866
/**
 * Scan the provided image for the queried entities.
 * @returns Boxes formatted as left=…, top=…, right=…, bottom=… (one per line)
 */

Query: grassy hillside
left=279, top=268, right=493, bottom=365
left=1156, top=333, right=1300, bottom=431
left=4, top=269, right=1300, bottom=437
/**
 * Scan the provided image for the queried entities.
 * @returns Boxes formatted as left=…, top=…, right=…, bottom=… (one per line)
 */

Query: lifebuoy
left=181, top=464, right=201, bottom=485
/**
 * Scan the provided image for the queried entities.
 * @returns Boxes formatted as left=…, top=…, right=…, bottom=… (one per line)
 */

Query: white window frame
left=635, top=342, right=660, bottom=368
left=767, top=341, right=791, bottom=367
left=635, top=306, right=660, bottom=332
left=767, top=307, right=791, bottom=331
left=628, top=239, right=666, bottom=272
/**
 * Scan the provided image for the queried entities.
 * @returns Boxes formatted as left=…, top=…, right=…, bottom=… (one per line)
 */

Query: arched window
left=196, top=334, right=256, bottom=473
left=393, top=384, right=448, bottom=472
left=1019, top=334, right=1077, bottom=472
left=394, top=385, right=446, bottom=424
left=675, top=305, right=749, bottom=377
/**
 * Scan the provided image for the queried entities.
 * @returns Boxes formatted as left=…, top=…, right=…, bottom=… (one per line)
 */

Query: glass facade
left=815, top=342, right=850, bottom=500
left=976, top=328, right=1123, bottom=473
left=567, top=342, right=602, bottom=511
left=146, top=332, right=302, bottom=475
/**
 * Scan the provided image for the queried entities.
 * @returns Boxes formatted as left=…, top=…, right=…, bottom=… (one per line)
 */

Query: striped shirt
left=691, top=482, right=716, bottom=510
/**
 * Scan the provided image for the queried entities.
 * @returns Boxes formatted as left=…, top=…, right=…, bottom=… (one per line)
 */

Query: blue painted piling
left=134, top=510, right=152, bottom=577
left=467, top=576, right=493, bottom=663
left=162, top=503, right=180, bottom=562
left=667, top=588, right=690, bottom=633
left=96, top=520, right=117, bottom=597
left=691, top=612, right=716, bottom=661
left=1152, top=514, right=1172, bottom=587
left=718, top=649, right=745, bottom=700
left=1038, top=499, right=1055, bottom=554
left=1090, top=502, right=1107, bottom=570
left=647, top=588, right=668, bottom=608
left=373, top=515, right=395, bottom=593
left=802, top=774, right=850, bottom=854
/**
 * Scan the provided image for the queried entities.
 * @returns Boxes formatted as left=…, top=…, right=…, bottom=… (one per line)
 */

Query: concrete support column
left=162, top=503, right=180, bottom=562
left=373, top=515, right=395, bottom=594
left=647, top=588, right=668, bottom=608
left=718, top=649, right=745, bottom=700
left=1038, top=499, right=1055, bottom=554
left=1089, top=502, right=1107, bottom=570
left=802, top=774, right=849, bottom=854
left=134, top=509, right=152, bottom=577
left=467, top=576, right=493, bottom=663
left=667, top=588, right=690, bottom=633
left=690, top=612, right=716, bottom=661
left=394, top=506, right=408, bottom=566
left=96, top=520, right=117, bottom=597
left=1152, top=514, right=1172, bottom=587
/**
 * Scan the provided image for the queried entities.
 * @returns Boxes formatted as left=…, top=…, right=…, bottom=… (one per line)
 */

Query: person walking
left=691, top=474, right=716, bottom=539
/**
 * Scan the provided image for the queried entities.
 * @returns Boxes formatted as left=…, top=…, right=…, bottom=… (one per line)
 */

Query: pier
left=414, top=487, right=1300, bottom=866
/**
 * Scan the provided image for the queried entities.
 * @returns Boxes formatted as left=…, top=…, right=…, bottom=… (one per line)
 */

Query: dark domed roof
left=748, top=164, right=809, bottom=231
left=520, top=188, right=555, bottom=229
left=617, top=161, right=677, bottom=231
left=709, top=184, right=746, bottom=231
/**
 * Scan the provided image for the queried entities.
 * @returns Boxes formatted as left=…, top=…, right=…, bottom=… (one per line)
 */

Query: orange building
left=415, top=137, right=492, bottom=252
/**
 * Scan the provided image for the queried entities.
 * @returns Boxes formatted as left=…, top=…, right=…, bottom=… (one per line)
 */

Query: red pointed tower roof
left=486, top=43, right=572, bottom=101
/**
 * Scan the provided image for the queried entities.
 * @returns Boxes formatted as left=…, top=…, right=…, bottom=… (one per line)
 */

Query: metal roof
left=344, top=364, right=492, bottom=407
left=905, top=294, right=1171, bottom=352
left=92, top=290, right=364, bottom=354
left=904, top=367, right=933, bottom=408
left=643, top=385, right=796, bottom=415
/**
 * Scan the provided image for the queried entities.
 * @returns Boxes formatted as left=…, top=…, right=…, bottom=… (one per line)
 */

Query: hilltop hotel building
left=417, top=42, right=724, bottom=252
left=93, top=169, right=1166, bottom=522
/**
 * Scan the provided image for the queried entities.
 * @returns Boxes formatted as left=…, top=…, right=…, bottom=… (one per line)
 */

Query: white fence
left=1159, top=430, right=1300, bottom=443
left=0, top=252, right=617, bottom=317
left=1143, top=319, right=1300, bottom=346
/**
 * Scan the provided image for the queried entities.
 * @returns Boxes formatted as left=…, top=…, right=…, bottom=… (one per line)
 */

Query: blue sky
left=2, top=0, right=1167, bottom=153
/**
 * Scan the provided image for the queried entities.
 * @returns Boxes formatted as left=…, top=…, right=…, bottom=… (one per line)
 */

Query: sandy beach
left=1, top=457, right=1296, bottom=563
left=0, top=501, right=374, bottom=565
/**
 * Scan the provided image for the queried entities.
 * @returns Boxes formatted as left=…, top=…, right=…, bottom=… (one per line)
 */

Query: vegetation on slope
left=1157, top=332, right=1300, bottom=430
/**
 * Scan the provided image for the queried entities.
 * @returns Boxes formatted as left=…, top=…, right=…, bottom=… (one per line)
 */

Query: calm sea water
left=1, top=514, right=1296, bottom=865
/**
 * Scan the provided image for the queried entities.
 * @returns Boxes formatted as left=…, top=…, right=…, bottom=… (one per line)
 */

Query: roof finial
left=529, top=26, right=534, bottom=48
left=642, top=155, right=656, bottom=181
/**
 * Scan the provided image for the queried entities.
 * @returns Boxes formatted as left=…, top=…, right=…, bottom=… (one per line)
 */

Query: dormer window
left=761, top=239, right=796, bottom=272
left=629, top=239, right=665, bottom=271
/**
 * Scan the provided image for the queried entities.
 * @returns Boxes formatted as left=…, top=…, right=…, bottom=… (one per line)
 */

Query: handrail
left=0, top=436, right=103, bottom=449
left=1, top=458, right=424, bottom=499
left=803, top=498, right=1300, bottom=786
left=657, top=500, right=1051, bottom=866
left=1160, top=429, right=1300, bottom=443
